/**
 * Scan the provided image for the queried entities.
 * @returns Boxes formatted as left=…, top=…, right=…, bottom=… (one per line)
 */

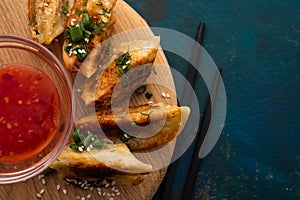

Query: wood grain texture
left=0, top=0, right=176, bottom=199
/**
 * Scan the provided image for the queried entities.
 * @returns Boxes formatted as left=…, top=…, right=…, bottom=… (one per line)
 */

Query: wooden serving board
left=0, top=0, right=176, bottom=199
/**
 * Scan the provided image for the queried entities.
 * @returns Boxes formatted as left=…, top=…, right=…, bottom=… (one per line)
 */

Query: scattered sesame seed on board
left=36, top=193, right=42, bottom=198
left=62, top=189, right=67, bottom=195
left=40, top=189, right=45, bottom=194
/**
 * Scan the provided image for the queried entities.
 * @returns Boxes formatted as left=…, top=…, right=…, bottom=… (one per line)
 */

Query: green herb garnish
left=96, top=0, right=103, bottom=6
left=28, top=13, right=37, bottom=26
left=42, top=167, right=55, bottom=176
left=75, top=8, right=83, bottom=16
left=61, top=1, right=69, bottom=17
left=69, top=129, right=107, bottom=151
left=115, top=52, right=132, bottom=77
left=140, top=111, right=153, bottom=122
left=83, top=0, right=88, bottom=7
left=135, top=85, right=147, bottom=94
left=145, top=91, right=153, bottom=99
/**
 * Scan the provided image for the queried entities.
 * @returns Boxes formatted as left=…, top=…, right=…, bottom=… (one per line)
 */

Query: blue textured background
left=126, top=0, right=300, bottom=199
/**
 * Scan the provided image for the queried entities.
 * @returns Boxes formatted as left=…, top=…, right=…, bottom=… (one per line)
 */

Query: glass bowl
left=0, top=34, right=73, bottom=184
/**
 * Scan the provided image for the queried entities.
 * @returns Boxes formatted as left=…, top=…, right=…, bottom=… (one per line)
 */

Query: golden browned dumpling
left=62, top=0, right=117, bottom=72
left=28, top=0, right=75, bottom=44
left=76, top=102, right=190, bottom=151
left=80, top=36, right=160, bottom=108
left=50, top=143, right=152, bottom=185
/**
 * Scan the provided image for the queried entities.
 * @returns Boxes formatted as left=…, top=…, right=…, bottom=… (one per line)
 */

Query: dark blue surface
left=126, top=0, right=300, bottom=199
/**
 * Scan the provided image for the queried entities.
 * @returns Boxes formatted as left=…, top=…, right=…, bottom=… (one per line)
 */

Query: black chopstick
left=181, top=67, right=222, bottom=200
left=160, top=22, right=205, bottom=200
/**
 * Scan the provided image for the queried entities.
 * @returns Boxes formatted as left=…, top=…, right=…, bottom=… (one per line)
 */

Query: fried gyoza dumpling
left=28, top=0, right=75, bottom=44
left=76, top=102, right=190, bottom=151
left=62, top=0, right=117, bottom=72
left=80, top=36, right=160, bottom=108
left=50, top=142, right=152, bottom=185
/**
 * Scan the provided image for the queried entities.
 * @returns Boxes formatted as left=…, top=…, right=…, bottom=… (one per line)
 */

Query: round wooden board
left=0, top=0, right=176, bottom=199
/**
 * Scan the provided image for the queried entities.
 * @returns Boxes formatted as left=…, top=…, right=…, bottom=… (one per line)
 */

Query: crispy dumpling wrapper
left=76, top=102, right=190, bottom=151
left=28, top=0, right=75, bottom=44
left=79, top=36, right=160, bottom=108
left=62, top=0, right=117, bottom=72
left=50, top=143, right=153, bottom=185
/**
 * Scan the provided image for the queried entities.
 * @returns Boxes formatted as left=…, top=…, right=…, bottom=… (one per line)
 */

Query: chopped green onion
left=42, top=167, right=55, bottom=176
left=70, top=26, right=84, bottom=43
left=69, top=143, right=79, bottom=151
left=84, top=30, right=93, bottom=40
left=83, top=133, right=93, bottom=147
left=82, top=13, right=90, bottom=28
left=116, top=52, right=131, bottom=66
left=77, top=52, right=88, bottom=61
left=75, top=8, right=82, bottom=16
left=93, top=138, right=104, bottom=149
left=28, top=13, right=37, bottom=26
left=64, top=45, right=72, bottom=53
left=120, top=134, right=129, bottom=143
left=145, top=91, right=153, bottom=99
left=135, top=85, right=147, bottom=94
left=72, top=129, right=82, bottom=145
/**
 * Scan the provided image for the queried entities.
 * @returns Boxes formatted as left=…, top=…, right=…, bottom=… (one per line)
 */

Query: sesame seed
left=84, top=38, right=89, bottom=43
left=108, top=197, right=114, bottom=200
left=166, top=93, right=170, bottom=98
left=87, top=194, right=91, bottom=199
left=75, top=196, right=80, bottom=200
left=63, top=189, right=67, bottom=195
left=122, top=65, right=127, bottom=70
left=126, top=60, right=130, bottom=64
left=41, top=178, right=46, bottom=185
left=97, top=187, right=101, bottom=191
left=4, top=97, right=9, bottom=103
left=103, top=192, right=106, bottom=196
left=7, top=123, right=12, bottom=129
left=114, top=189, right=119, bottom=193
left=73, top=51, right=78, bottom=55
left=87, top=147, right=91, bottom=152
left=111, top=186, right=116, bottom=191
left=40, top=189, right=45, bottom=194
left=56, top=184, right=61, bottom=191
left=38, top=174, right=44, bottom=180
left=111, top=180, right=116, bottom=186
left=81, top=197, right=85, bottom=200
left=98, top=191, right=102, bottom=196
left=54, top=39, right=59, bottom=42
left=162, top=92, right=166, bottom=98
left=78, top=146, right=83, bottom=152
left=116, top=192, right=120, bottom=196
left=44, top=3, right=48, bottom=7
left=36, top=193, right=42, bottom=198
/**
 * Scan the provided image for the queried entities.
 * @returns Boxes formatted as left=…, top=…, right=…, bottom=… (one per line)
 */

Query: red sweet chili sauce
left=0, top=64, right=61, bottom=162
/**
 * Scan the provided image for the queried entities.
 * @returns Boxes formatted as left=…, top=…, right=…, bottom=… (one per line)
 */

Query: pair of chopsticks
left=159, top=22, right=222, bottom=200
